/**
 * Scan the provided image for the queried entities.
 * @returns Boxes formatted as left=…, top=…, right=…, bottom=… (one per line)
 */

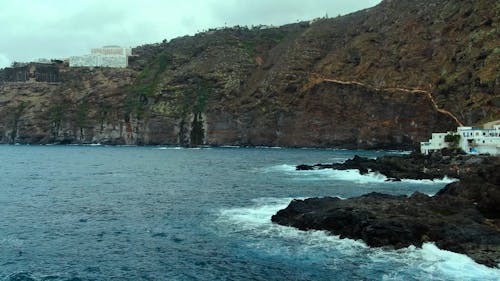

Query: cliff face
left=0, top=68, right=137, bottom=144
left=0, top=0, right=498, bottom=148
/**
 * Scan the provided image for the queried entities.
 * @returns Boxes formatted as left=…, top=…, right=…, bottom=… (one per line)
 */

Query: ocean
left=1, top=145, right=498, bottom=281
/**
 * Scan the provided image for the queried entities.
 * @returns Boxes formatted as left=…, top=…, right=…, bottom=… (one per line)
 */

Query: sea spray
left=218, top=197, right=500, bottom=281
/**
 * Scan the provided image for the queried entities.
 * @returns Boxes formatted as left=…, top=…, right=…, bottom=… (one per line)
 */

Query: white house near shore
left=420, top=122, right=500, bottom=155
left=69, top=46, right=132, bottom=68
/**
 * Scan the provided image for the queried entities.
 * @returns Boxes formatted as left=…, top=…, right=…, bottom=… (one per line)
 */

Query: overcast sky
left=0, top=0, right=381, bottom=68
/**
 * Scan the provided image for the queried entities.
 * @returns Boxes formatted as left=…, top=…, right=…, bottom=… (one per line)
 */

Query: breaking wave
left=263, top=164, right=457, bottom=185
left=216, top=197, right=500, bottom=280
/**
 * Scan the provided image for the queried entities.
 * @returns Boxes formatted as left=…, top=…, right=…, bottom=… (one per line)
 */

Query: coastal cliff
left=1, top=0, right=498, bottom=147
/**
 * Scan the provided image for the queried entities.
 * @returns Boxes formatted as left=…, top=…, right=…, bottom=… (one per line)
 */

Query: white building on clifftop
left=69, top=46, right=132, bottom=68
left=91, top=46, right=132, bottom=56
left=420, top=122, right=500, bottom=155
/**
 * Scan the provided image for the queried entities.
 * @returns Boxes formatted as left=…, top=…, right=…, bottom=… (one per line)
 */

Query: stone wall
left=69, top=54, right=128, bottom=68
left=0, top=63, right=60, bottom=83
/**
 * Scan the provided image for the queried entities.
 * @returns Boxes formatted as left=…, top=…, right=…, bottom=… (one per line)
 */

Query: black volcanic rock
left=277, top=157, right=500, bottom=267
left=436, top=160, right=500, bottom=219
left=296, top=153, right=496, bottom=181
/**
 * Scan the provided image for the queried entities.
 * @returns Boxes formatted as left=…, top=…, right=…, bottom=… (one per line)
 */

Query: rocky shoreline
left=296, top=151, right=490, bottom=181
left=272, top=154, right=500, bottom=267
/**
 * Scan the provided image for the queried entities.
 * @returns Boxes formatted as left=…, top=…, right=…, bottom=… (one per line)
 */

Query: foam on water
left=264, top=164, right=395, bottom=184
left=154, top=146, right=210, bottom=150
left=402, top=176, right=457, bottom=185
left=255, top=146, right=284, bottom=149
left=217, top=197, right=369, bottom=263
left=217, top=197, right=500, bottom=280
left=264, top=164, right=458, bottom=185
left=371, top=243, right=500, bottom=280
left=418, top=244, right=499, bottom=279
left=155, top=146, right=183, bottom=150
left=263, top=164, right=297, bottom=173
left=218, top=197, right=369, bottom=256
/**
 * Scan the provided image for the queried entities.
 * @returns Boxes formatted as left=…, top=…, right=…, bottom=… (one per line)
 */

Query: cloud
left=208, top=0, right=378, bottom=27
left=0, top=0, right=381, bottom=63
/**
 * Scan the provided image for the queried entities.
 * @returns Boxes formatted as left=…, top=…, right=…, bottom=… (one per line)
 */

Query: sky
left=0, top=0, right=381, bottom=68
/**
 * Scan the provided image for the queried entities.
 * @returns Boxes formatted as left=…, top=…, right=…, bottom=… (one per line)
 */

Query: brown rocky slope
left=0, top=0, right=498, bottom=147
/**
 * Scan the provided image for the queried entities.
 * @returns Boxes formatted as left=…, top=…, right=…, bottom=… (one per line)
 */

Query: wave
left=409, top=243, right=498, bottom=280
left=216, top=197, right=500, bottom=280
left=401, top=176, right=457, bottom=185
left=263, top=164, right=457, bottom=185
left=263, top=164, right=392, bottom=184
left=217, top=197, right=370, bottom=258
left=67, top=143, right=103, bottom=146
left=153, top=146, right=210, bottom=150
left=154, top=146, right=183, bottom=150
left=370, top=243, right=500, bottom=280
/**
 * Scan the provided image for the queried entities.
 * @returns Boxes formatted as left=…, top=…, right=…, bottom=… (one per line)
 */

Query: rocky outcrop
left=436, top=160, right=500, bottom=219
left=273, top=157, right=500, bottom=267
left=296, top=153, right=494, bottom=180
left=0, top=0, right=498, bottom=146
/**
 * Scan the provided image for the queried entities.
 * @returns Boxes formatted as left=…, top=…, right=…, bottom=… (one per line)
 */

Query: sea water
left=0, top=145, right=498, bottom=281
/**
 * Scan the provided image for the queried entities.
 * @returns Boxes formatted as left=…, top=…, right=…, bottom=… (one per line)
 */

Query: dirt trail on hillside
left=313, top=75, right=464, bottom=126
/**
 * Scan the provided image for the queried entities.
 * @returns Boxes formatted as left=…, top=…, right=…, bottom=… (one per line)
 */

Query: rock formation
left=296, top=152, right=492, bottom=181
left=272, top=157, right=500, bottom=267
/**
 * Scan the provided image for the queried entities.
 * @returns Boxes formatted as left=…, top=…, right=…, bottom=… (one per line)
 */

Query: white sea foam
left=264, top=164, right=297, bottom=173
left=402, top=176, right=457, bottom=185
left=154, top=146, right=209, bottom=150
left=418, top=243, right=499, bottom=279
left=217, top=197, right=500, bottom=280
left=264, top=164, right=458, bottom=185
left=264, top=164, right=391, bottom=183
left=217, top=197, right=367, bottom=256
left=218, top=197, right=293, bottom=229
left=88, top=143, right=102, bottom=146
left=373, top=244, right=500, bottom=280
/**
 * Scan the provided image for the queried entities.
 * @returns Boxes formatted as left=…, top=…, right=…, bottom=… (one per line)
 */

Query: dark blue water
left=1, top=145, right=499, bottom=281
